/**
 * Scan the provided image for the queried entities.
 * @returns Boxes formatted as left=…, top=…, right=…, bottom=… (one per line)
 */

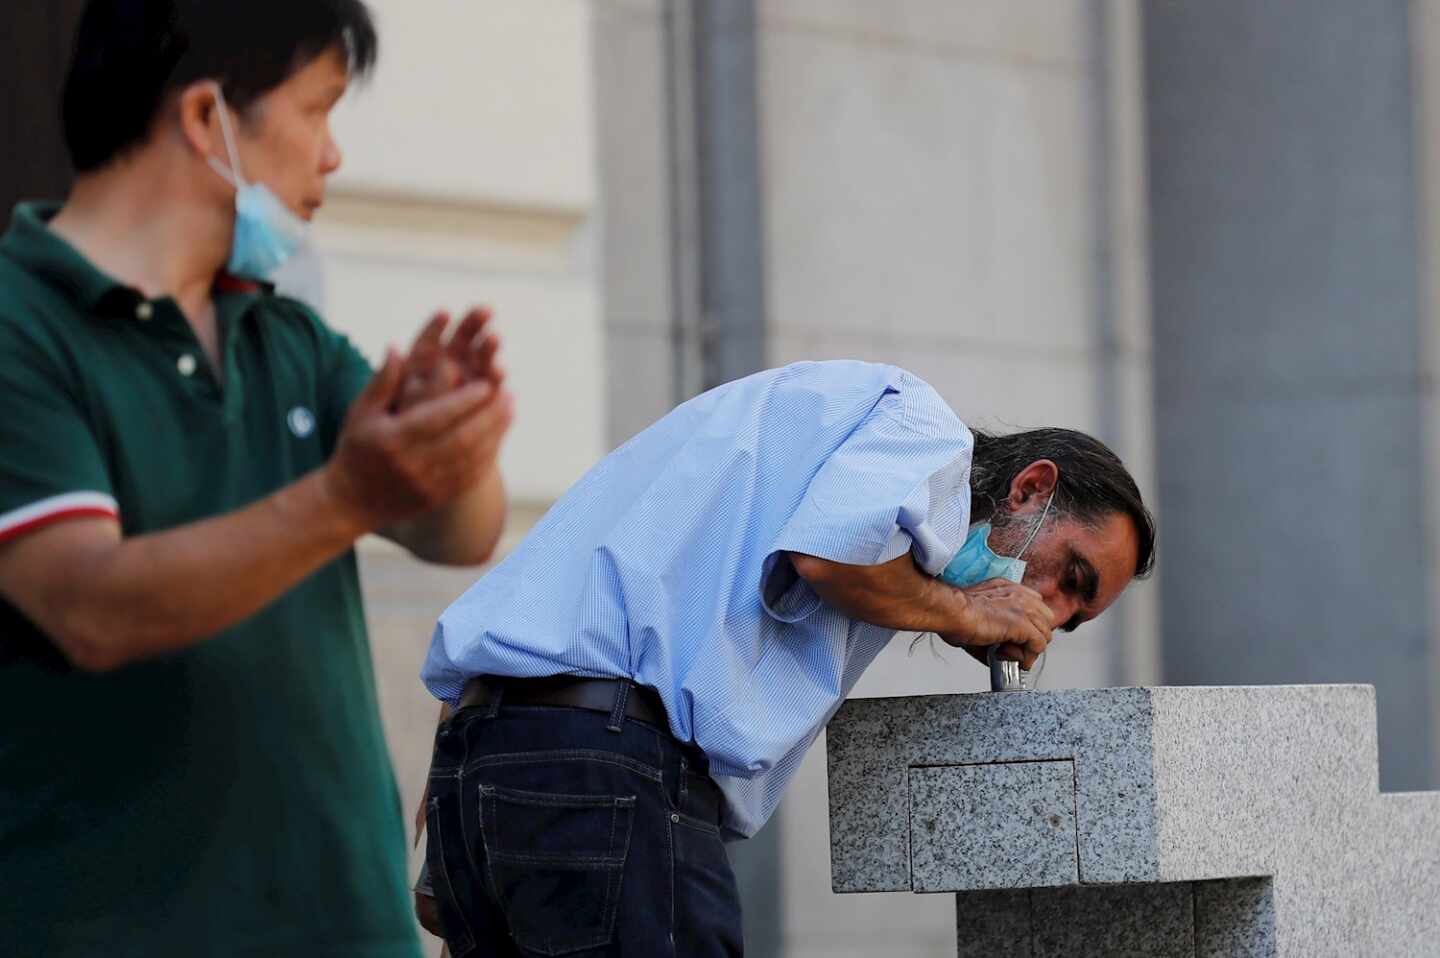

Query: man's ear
left=1005, top=459, right=1059, bottom=511
left=175, top=83, right=222, bottom=162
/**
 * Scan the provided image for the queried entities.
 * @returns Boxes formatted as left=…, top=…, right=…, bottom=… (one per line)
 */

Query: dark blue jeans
left=424, top=693, right=744, bottom=957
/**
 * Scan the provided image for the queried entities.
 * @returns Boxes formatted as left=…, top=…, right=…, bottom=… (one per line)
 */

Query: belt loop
left=482, top=677, right=504, bottom=720
left=606, top=679, right=632, bottom=733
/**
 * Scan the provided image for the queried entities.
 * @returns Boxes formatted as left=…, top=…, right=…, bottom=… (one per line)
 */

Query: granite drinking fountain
left=825, top=685, right=1440, bottom=956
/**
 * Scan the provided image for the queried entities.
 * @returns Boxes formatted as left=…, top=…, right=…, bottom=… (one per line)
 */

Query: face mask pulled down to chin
left=205, top=84, right=308, bottom=280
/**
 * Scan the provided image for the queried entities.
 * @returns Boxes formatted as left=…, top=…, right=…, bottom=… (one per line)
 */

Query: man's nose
left=1045, top=592, right=1079, bottom=629
left=320, top=135, right=342, bottom=175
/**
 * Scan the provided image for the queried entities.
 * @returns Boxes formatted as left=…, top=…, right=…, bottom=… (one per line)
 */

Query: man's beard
left=985, top=506, right=1044, bottom=560
left=984, top=504, right=1063, bottom=589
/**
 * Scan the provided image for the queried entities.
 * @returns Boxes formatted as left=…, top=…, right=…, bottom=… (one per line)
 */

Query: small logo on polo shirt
left=287, top=406, right=316, bottom=439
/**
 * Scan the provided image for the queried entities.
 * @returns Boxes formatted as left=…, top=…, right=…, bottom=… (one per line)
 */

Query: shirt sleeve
left=0, top=325, right=118, bottom=545
left=759, top=382, right=973, bottom=623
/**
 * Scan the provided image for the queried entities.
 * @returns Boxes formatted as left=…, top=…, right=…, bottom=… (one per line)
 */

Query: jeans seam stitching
left=476, top=785, right=506, bottom=930
left=455, top=769, right=482, bottom=892
left=598, top=800, right=632, bottom=945
left=489, top=788, right=638, bottom=809
left=488, top=851, right=627, bottom=866
left=671, top=812, right=722, bottom=836
left=607, top=801, right=619, bottom=876
left=467, top=750, right=663, bottom=782
left=429, top=795, right=478, bottom=955
left=664, top=774, right=676, bottom=957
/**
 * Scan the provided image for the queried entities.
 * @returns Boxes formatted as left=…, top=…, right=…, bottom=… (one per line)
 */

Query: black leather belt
left=458, top=675, right=668, bottom=730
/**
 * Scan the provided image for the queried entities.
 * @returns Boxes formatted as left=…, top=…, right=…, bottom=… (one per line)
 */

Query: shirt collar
left=0, top=201, right=271, bottom=318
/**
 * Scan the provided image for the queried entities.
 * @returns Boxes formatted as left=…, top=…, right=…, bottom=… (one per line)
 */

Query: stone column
left=1143, top=0, right=1435, bottom=789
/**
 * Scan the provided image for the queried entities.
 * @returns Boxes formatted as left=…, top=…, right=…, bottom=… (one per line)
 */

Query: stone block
left=910, top=762, right=1078, bottom=892
left=1030, top=883, right=1193, bottom=958
left=954, top=889, right=1031, bottom=958
left=1195, top=877, right=1275, bottom=958
left=827, top=688, right=1158, bottom=894
left=827, top=685, right=1440, bottom=954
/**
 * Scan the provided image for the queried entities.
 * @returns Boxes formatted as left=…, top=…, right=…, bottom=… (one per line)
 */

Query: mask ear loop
left=205, top=83, right=246, bottom=189
left=1015, top=484, right=1057, bottom=686
left=1015, top=485, right=1057, bottom=561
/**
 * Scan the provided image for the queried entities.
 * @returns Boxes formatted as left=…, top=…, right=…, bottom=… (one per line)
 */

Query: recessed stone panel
left=909, top=761, right=1078, bottom=892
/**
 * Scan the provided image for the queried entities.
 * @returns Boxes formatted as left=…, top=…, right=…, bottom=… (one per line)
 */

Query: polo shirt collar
left=1, top=201, right=271, bottom=318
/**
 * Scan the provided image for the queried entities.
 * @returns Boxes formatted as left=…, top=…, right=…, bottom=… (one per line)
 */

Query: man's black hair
left=62, top=0, right=378, bottom=173
left=969, top=426, right=1157, bottom=578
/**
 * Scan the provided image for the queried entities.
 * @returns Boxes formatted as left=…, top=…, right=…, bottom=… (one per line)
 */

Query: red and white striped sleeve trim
left=0, top=492, right=120, bottom=544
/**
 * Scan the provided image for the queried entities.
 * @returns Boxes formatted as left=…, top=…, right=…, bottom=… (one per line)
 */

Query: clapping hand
left=395, top=307, right=505, bottom=411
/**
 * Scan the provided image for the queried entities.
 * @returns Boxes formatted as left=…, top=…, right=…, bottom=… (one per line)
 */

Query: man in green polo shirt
left=0, top=2, right=513, bottom=955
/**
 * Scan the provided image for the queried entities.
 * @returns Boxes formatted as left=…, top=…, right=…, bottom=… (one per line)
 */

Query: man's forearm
left=6, top=467, right=369, bottom=671
left=788, top=551, right=1053, bottom=665
left=788, top=551, right=968, bottom=634
left=384, top=467, right=506, bottom=566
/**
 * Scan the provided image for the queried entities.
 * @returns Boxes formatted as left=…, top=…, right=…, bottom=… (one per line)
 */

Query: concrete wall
left=317, top=0, right=605, bottom=503
left=756, top=0, right=1156, bottom=694
left=593, top=0, right=682, bottom=442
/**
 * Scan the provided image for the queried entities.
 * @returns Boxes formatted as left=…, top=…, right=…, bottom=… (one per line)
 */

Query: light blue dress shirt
left=422, top=360, right=974, bottom=837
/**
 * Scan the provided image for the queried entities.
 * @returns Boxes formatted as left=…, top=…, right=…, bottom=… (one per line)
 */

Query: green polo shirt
left=0, top=203, right=422, bottom=958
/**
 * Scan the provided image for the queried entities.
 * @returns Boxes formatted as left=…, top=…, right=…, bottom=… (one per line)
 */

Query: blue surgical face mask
left=939, top=489, right=1056, bottom=588
left=206, top=86, right=308, bottom=280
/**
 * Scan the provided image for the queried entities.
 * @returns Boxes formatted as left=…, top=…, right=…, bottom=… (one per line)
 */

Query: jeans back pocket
left=479, top=784, right=636, bottom=956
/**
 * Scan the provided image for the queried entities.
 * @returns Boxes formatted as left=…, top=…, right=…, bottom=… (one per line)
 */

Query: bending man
left=419, top=360, right=1154, bottom=956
